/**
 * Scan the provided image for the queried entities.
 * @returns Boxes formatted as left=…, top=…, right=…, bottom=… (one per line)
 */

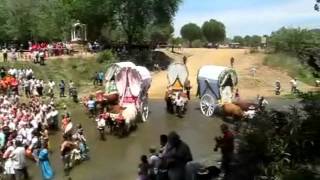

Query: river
left=29, top=100, right=224, bottom=180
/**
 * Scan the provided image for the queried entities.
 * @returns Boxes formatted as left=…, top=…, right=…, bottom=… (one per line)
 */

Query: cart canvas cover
left=105, top=62, right=135, bottom=81
left=167, top=63, right=189, bottom=89
left=197, top=65, right=237, bottom=99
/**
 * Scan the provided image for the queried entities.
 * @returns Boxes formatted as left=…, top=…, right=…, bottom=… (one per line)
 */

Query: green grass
left=263, top=53, right=317, bottom=85
left=1, top=57, right=112, bottom=94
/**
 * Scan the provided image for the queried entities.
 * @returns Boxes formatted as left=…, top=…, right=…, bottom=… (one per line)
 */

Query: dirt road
left=149, top=48, right=312, bottom=100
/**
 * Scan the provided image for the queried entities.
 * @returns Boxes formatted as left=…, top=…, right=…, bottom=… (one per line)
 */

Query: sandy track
left=149, top=48, right=313, bottom=100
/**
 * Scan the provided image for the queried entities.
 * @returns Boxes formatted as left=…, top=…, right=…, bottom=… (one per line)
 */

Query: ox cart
left=165, top=63, right=189, bottom=116
left=100, top=62, right=151, bottom=136
left=197, top=65, right=238, bottom=117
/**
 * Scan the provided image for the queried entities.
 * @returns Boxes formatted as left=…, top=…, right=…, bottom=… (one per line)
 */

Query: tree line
left=180, top=19, right=226, bottom=47
left=0, top=0, right=181, bottom=46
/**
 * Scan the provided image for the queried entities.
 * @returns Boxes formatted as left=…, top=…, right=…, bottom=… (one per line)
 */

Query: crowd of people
left=137, top=126, right=237, bottom=180
left=0, top=41, right=73, bottom=63
left=138, top=132, right=193, bottom=180
left=0, top=95, right=55, bottom=180
left=0, top=67, right=88, bottom=179
left=1, top=67, right=77, bottom=101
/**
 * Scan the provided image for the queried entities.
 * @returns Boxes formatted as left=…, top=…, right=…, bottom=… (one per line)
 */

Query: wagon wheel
left=141, top=98, right=149, bottom=122
left=200, top=94, right=217, bottom=117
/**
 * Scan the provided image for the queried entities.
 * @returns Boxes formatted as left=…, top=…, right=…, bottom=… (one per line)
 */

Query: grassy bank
left=263, top=53, right=316, bottom=85
left=1, top=58, right=113, bottom=96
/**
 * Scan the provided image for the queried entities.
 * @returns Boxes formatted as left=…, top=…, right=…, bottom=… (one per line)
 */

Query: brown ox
left=233, top=100, right=258, bottom=111
left=221, top=103, right=244, bottom=120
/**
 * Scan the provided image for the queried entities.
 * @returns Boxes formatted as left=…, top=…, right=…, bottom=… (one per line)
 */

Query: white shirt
left=96, top=118, right=106, bottom=128
left=11, top=147, right=26, bottom=169
left=290, top=80, right=297, bottom=87
left=48, top=81, right=55, bottom=89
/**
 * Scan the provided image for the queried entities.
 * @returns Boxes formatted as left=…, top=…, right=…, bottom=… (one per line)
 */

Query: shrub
left=263, top=53, right=317, bottom=85
left=96, top=50, right=117, bottom=64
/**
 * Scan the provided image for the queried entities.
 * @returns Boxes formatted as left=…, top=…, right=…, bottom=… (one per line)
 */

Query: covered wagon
left=165, top=63, right=189, bottom=115
left=197, top=65, right=238, bottom=117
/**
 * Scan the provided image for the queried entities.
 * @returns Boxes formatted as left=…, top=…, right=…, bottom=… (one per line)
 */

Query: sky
left=173, top=0, right=320, bottom=38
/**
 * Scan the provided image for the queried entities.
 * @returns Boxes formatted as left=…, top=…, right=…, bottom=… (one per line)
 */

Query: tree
left=111, top=0, right=181, bottom=47
left=201, top=19, right=226, bottom=44
left=149, top=23, right=174, bottom=45
left=250, top=35, right=262, bottom=47
left=180, top=23, right=202, bottom=47
left=269, top=27, right=315, bottom=53
left=233, top=36, right=244, bottom=45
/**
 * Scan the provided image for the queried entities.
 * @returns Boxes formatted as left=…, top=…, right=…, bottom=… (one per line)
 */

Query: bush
left=96, top=50, right=117, bottom=63
left=263, top=53, right=317, bottom=85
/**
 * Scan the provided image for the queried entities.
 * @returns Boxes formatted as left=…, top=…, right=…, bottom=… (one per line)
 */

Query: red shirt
left=221, top=131, right=234, bottom=154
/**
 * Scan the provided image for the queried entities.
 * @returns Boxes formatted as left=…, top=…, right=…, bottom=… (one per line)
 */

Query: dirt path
left=149, top=48, right=313, bottom=100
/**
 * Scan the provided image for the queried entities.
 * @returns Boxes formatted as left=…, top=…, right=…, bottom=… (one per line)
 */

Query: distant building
left=229, top=42, right=240, bottom=49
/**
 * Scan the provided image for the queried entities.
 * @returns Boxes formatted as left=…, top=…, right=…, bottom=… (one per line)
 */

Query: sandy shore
left=149, top=48, right=313, bottom=100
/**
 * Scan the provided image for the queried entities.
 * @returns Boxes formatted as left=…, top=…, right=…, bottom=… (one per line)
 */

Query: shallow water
left=29, top=100, right=224, bottom=180
left=29, top=98, right=299, bottom=180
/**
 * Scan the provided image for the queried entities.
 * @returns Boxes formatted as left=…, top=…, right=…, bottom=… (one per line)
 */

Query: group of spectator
left=1, top=41, right=74, bottom=63
left=0, top=94, right=57, bottom=179
left=138, top=132, right=193, bottom=180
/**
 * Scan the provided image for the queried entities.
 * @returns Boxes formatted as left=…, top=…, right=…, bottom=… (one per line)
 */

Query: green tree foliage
left=233, top=35, right=261, bottom=47
left=233, top=36, right=244, bottom=45
left=149, top=24, right=174, bottom=44
left=180, top=23, right=202, bottom=47
left=111, top=0, right=181, bottom=46
left=0, top=0, right=181, bottom=45
left=235, top=93, right=320, bottom=179
left=201, top=19, right=226, bottom=43
left=269, top=27, right=318, bottom=53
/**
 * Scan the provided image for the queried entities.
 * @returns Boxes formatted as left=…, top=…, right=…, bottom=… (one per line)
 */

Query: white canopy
left=135, top=66, right=151, bottom=81
left=197, top=65, right=238, bottom=99
left=198, top=65, right=228, bottom=81
left=105, top=62, right=136, bottom=81
left=167, top=63, right=189, bottom=85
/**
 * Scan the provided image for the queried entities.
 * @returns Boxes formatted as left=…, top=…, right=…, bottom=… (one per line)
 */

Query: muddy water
left=29, top=97, right=299, bottom=180
left=29, top=100, right=224, bottom=180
